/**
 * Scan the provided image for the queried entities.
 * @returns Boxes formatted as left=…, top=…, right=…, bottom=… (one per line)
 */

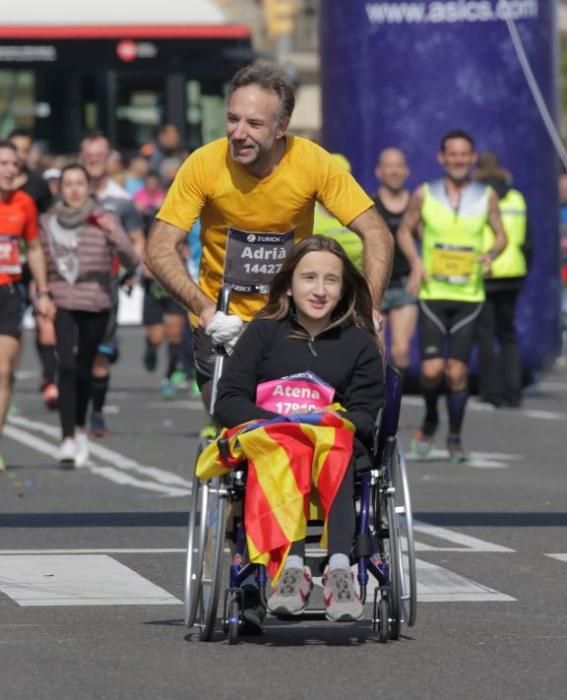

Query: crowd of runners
left=0, top=61, right=534, bottom=474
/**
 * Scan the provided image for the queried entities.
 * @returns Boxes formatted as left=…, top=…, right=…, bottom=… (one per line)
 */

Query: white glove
left=205, top=311, right=244, bottom=351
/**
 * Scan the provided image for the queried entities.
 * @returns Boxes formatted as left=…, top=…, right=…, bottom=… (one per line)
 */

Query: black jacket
left=214, top=317, right=384, bottom=445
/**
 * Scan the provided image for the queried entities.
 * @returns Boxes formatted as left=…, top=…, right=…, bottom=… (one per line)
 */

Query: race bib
left=256, top=371, right=335, bottom=416
left=0, top=235, right=22, bottom=275
left=223, top=228, right=294, bottom=294
left=431, top=243, right=475, bottom=284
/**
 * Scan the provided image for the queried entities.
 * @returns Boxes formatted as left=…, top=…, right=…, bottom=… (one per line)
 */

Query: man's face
left=0, top=147, right=19, bottom=192
left=438, top=137, right=477, bottom=183
left=375, top=149, right=409, bottom=192
left=9, top=135, right=32, bottom=169
left=80, top=137, right=111, bottom=180
left=226, top=85, right=287, bottom=172
left=158, top=125, right=180, bottom=151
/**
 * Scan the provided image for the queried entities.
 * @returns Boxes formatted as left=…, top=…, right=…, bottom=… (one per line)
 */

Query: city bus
left=0, top=1, right=254, bottom=153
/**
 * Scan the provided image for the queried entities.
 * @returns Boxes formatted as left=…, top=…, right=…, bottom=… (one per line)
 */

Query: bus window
left=0, top=70, right=35, bottom=136
left=186, top=79, right=228, bottom=148
left=116, top=75, right=165, bottom=150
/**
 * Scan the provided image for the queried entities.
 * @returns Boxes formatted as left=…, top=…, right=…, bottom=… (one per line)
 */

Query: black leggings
left=55, top=308, right=110, bottom=438
left=289, top=460, right=355, bottom=558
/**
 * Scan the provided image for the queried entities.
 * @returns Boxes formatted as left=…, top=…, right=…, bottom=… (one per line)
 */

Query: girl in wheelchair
left=214, top=235, right=384, bottom=625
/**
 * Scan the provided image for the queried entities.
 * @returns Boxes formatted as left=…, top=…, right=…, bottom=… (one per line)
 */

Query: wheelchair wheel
left=378, top=596, right=390, bottom=644
left=390, top=440, right=417, bottom=628
left=227, top=597, right=241, bottom=645
left=195, top=476, right=227, bottom=641
left=184, top=464, right=208, bottom=628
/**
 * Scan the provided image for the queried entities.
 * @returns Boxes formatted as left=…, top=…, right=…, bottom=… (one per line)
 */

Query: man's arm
left=485, top=190, right=509, bottom=258
left=396, top=187, right=426, bottom=296
left=26, top=237, right=55, bottom=319
left=145, top=219, right=215, bottom=328
left=347, top=206, right=394, bottom=308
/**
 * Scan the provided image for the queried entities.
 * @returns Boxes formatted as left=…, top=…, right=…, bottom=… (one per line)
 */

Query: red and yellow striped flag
left=196, top=411, right=355, bottom=580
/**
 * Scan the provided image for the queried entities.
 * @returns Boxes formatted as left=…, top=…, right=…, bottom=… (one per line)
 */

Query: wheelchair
left=183, top=287, right=417, bottom=644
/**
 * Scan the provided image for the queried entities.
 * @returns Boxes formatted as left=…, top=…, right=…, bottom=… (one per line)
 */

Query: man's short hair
left=0, top=140, right=18, bottom=153
left=80, top=130, right=112, bottom=151
left=440, top=129, right=475, bottom=152
left=8, top=128, right=32, bottom=142
left=228, top=61, right=296, bottom=121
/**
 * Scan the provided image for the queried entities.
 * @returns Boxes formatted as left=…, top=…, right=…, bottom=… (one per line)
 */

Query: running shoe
left=447, top=434, right=468, bottom=463
left=143, top=346, right=157, bottom=372
left=199, top=423, right=218, bottom=441
left=411, top=425, right=437, bottom=458
left=191, top=378, right=201, bottom=398
left=0, top=452, right=6, bottom=472
left=42, top=383, right=59, bottom=411
left=58, top=438, right=76, bottom=468
left=75, top=433, right=90, bottom=467
left=323, top=568, right=363, bottom=622
left=160, top=378, right=177, bottom=400
left=89, top=412, right=110, bottom=438
left=170, top=370, right=188, bottom=389
left=267, top=566, right=313, bottom=616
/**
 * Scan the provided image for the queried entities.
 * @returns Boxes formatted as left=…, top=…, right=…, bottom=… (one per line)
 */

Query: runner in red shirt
left=0, top=141, right=55, bottom=470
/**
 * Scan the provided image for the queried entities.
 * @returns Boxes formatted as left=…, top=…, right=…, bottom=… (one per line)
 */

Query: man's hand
left=35, top=294, right=56, bottom=320
left=478, top=253, right=494, bottom=277
left=406, top=259, right=427, bottom=296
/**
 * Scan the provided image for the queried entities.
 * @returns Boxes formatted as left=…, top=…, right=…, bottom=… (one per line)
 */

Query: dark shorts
left=418, top=299, right=483, bottom=363
left=381, top=278, right=417, bottom=314
left=142, top=280, right=185, bottom=326
left=0, top=284, right=23, bottom=339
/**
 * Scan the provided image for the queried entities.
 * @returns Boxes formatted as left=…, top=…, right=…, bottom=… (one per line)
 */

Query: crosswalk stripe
left=0, top=555, right=181, bottom=607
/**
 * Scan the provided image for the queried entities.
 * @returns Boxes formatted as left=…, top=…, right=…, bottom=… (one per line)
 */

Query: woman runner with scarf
left=41, top=164, right=138, bottom=467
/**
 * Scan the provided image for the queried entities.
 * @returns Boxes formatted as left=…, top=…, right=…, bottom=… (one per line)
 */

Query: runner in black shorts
left=397, top=130, right=507, bottom=461
left=142, top=278, right=188, bottom=398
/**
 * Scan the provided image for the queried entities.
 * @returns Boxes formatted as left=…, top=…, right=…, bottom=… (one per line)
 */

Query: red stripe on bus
left=0, top=25, right=251, bottom=40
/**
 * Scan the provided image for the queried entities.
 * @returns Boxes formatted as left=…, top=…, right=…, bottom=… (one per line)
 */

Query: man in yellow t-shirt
left=146, top=62, right=393, bottom=390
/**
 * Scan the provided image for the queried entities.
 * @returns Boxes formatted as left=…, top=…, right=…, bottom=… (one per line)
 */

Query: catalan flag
left=196, top=410, right=355, bottom=581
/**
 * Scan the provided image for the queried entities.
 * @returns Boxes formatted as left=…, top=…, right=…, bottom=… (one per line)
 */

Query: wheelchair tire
left=378, top=597, right=389, bottom=644
left=197, top=477, right=227, bottom=641
left=227, top=597, right=241, bottom=645
left=391, top=441, right=417, bottom=628
left=184, top=461, right=208, bottom=627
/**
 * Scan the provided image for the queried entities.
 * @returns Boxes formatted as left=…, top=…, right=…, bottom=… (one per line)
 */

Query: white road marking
left=4, top=421, right=191, bottom=498
left=403, top=395, right=566, bottom=422
left=412, top=559, right=515, bottom=602
left=412, top=520, right=514, bottom=553
left=0, top=549, right=186, bottom=555
left=0, top=555, right=181, bottom=606
left=545, top=554, right=567, bottom=563
left=405, top=447, right=520, bottom=469
left=7, top=415, right=193, bottom=496
left=312, top=559, right=515, bottom=603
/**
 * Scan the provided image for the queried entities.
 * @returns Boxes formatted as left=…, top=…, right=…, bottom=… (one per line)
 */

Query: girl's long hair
left=256, top=235, right=376, bottom=337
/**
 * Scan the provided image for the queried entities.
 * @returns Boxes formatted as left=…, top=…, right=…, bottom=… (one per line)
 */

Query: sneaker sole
left=267, top=603, right=307, bottom=617
left=325, top=609, right=364, bottom=622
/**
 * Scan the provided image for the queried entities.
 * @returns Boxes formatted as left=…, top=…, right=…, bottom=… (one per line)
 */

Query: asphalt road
left=1, top=328, right=566, bottom=700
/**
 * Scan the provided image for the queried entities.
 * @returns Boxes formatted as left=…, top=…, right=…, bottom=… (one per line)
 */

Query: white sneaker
left=75, top=433, right=90, bottom=467
left=58, top=438, right=76, bottom=467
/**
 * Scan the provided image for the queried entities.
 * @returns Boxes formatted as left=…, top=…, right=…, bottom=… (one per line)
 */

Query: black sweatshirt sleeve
left=342, top=337, right=385, bottom=444
left=213, top=321, right=281, bottom=428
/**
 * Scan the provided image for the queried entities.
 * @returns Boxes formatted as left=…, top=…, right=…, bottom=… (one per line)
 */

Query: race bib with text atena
left=223, top=228, right=294, bottom=294
left=256, top=371, right=335, bottom=416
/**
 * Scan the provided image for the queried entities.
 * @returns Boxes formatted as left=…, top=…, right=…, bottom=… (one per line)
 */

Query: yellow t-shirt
left=157, top=135, right=373, bottom=321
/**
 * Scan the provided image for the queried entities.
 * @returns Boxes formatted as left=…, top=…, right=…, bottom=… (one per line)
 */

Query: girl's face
left=61, top=169, right=89, bottom=208
left=289, top=250, right=344, bottom=333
